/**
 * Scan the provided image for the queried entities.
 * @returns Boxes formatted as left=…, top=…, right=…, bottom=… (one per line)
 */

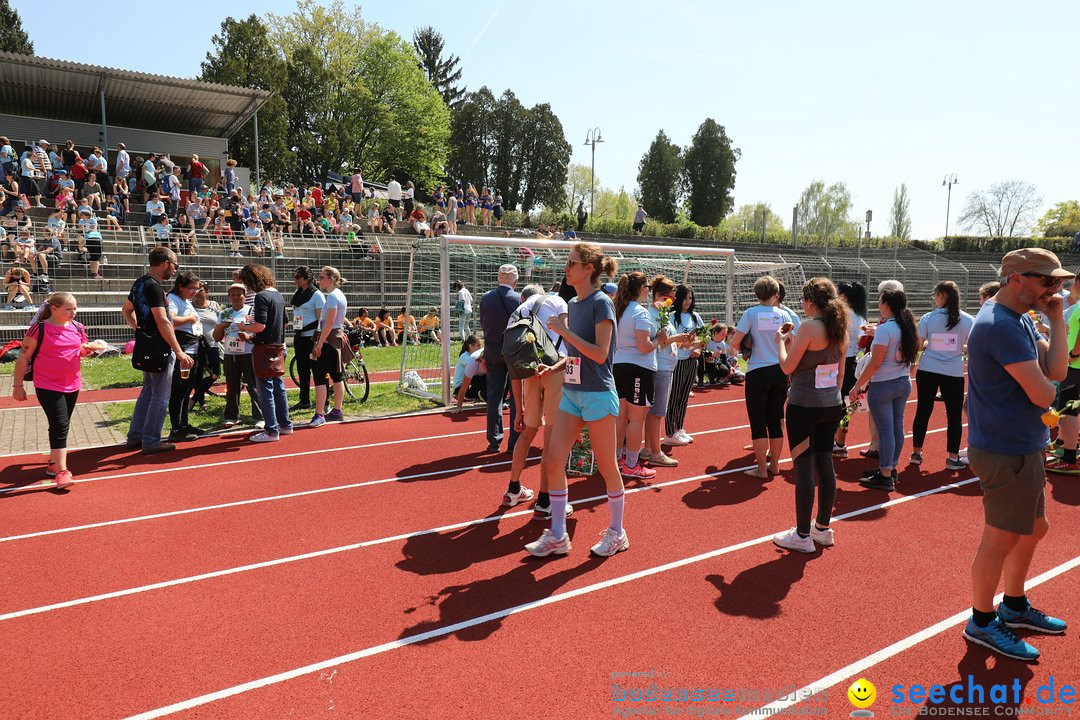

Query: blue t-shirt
left=673, top=310, right=704, bottom=361
left=613, top=301, right=657, bottom=370
left=869, top=319, right=910, bottom=383
left=917, top=308, right=975, bottom=377
left=293, top=289, right=325, bottom=337
left=649, top=306, right=678, bottom=372
left=735, top=305, right=787, bottom=371
left=321, top=288, right=348, bottom=330
left=967, top=302, right=1046, bottom=455
left=453, top=349, right=485, bottom=388
left=566, top=289, right=616, bottom=393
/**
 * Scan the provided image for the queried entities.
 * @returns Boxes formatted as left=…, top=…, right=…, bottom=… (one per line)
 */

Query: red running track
left=1, top=382, right=1078, bottom=719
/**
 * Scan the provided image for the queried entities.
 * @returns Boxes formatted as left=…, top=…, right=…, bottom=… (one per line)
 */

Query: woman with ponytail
left=526, top=243, right=630, bottom=558
left=911, top=281, right=974, bottom=470
left=848, top=288, right=918, bottom=491
left=772, top=278, right=848, bottom=552
left=612, top=271, right=665, bottom=480
left=10, top=292, right=90, bottom=489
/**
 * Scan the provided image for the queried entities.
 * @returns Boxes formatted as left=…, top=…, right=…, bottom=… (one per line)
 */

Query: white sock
left=626, top=450, right=639, bottom=468
left=608, top=491, right=625, bottom=534
left=550, top=490, right=569, bottom=539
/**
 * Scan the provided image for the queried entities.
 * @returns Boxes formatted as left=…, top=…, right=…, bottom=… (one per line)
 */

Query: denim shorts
left=559, top=386, right=619, bottom=422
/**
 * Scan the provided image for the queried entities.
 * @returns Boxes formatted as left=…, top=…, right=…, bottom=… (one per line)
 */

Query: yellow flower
left=525, top=332, right=536, bottom=344
left=1042, top=409, right=1062, bottom=429
left=664, top=298, right=673, bottom=307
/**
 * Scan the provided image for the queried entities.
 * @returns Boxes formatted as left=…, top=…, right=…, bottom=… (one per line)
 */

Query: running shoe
left=809, top=524, right=834, bottom=547
left=859, top=448, right=879, bottom=459
left=997, top=603, right=1068, bottom=634
left=502, top=486, right=535, bottom=507
left=308, top=414, right=326, bottom=428
left=909, top=451, right=923, bottom=465
left=1045, top=458, right=1080, bottom=475
left=861, top=467, right=880, bottom=478
left=591, top=527, right=630, bottom=557
left=945, top=457, right=968, bottom=471
left=675, top=429, right=694, bottom=444
left=140, top=442, right=175, bottom=455
left=45, top=461, right=57, bottom=478
left=326, top=409, right=345, bottom=422
left=53, top=470, right=74, bottom=490
left=250, top=431, right=279, bottom=443
left=832, top=442, right=848, bottom=457
left=278, top=425, right=294, bottom=435
left=525, top=529, right=571, bottom=557
left=254, top=420, right=265, bottom=429
left=962, top=617, right=1039, bottom=661
left=646, top=451, right=679, bottom=468
left=638, top=448, right=651, bottom=463
left=622, top=462, right=657, bottom=480
left=167, top=429, right=199, bottom=442
left=532, top=502, right=574, bottom=520
left=662, top=433, right=690, bottom=447
left=859, top=470, right=896, bottom=491
left=773, top=527, right=815, bottom=553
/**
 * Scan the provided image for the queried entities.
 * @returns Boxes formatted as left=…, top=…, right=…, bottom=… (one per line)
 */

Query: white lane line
left=118, top=449, right=978, bottom=720
left=0, top=425, right=956, bottom=622
left=756, top=552, right=1080, bottom=717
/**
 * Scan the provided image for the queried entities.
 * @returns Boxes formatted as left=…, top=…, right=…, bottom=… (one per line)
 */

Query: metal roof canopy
left=0, top=52, right=271, bottom=138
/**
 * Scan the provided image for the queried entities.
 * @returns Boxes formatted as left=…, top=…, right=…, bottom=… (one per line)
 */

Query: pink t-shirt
left=28, top=321, right=86, bottom=393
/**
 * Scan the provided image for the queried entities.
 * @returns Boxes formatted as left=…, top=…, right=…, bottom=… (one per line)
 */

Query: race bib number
left=815, top=363, right=839, bottom=389
left=191, top=321, right=203, bottom=338
left=564, top=356, right=581, bottom=385
left=757, top=313, right=782, bottom=332
left=929, top=333, right=959, bottom=353
left=293, top=313, right=303, bottom=330
left=224, top=335, right=245, bottom=353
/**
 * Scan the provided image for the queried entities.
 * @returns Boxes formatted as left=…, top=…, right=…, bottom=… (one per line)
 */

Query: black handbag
left=131, top=329, right=172, bottom=373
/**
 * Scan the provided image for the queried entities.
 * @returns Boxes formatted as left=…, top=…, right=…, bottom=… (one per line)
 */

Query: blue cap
left=603, top=282, right=618, bottom=296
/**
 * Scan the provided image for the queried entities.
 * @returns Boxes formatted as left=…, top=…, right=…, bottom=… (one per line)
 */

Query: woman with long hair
left=375, top=308, right=397, bottom=347
left=10, top=292, right=89, bottom=488
left=309, top=266, right=352, bottom=427
left=526, top=242, right=629, bottom=557
left=729, top=276, right=796, bottom=478
left=452, top=334, right=487, bottom=410
left=848, top=288, right=918, bottom=490
left=641, top=275, right=688, bottom=469
left=663, top=284, right=705, bottom=447
left=911, top=280, right=974, bottom=470
left=833, top=281, right=868, bottom=455
left=290, top=265, right=325, bottom=410
left=166, top=271, right=205, bottom=443
left=612, top=271, right=663, bottom=480
left=772, top=278, right=848, bottom=552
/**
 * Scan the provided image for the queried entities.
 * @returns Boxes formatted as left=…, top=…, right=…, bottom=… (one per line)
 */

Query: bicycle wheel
left=289, top=354, right=299, bottom=386
left=343, top=359, right=370, bottom=402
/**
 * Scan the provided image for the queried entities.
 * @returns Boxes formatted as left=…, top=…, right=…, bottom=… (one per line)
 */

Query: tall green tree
left=796, top=180, right=858, bottom=242
left=563, top=163, right=593, bottom=215
left=636, top=130, right=683, bottom=223
left=889, top=183, right=912, bottom=240
left=1035, top=200, right=1080, bottom=237
left=0, top=0, right=33, bottom=55
left=413, top=26, right=465, bottom=107
left=721, top=203, right=785, bottom=235
left=682, top=119, right=739, bottom=226
left=200, top=15, right=290, bottom=181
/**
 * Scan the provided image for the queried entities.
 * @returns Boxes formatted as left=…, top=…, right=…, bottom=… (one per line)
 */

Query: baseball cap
left=86, top=231, right=102, bottom=239
left=603, top=282, right=618, bottom=296
left=498, top=263, right=518, bottom=277
left=999, top=248, right=1075, bottom=279
left=227, top=283, right=247, bottom=293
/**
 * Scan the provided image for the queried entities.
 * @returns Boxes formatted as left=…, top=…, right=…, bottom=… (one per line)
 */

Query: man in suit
left=479, top=263, right=521, bottom=453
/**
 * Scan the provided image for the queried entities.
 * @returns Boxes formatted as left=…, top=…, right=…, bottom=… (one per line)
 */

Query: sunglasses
left=565, top=258, right=587, bottom=269
left=1021, top=272, right=1064, bottom=288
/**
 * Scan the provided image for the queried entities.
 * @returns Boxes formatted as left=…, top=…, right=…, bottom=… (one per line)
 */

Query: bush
left=944, top=236, right=1073, bottom=254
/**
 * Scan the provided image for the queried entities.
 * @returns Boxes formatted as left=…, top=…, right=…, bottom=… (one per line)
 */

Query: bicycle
left=289, top=343, right=370, bottom=402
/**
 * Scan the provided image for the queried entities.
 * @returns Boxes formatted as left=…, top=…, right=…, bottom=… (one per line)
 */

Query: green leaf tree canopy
left=721, top=203, right=785, bottom=235
left=796, top=180, right=858, bottom=242
left=636, top=130, right=683, bottom=224
left=889, top=183, right=912, bottom=241
left=0, top=0, right=33, bottom=55
left=413, top=26, right=465, bottom=108
left=1035, top=200, right=1080, bottom=237
left=682, top=119, right=739, bottom=226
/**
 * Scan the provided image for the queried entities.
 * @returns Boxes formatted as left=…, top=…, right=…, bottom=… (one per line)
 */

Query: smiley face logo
left=848, top=678, right=876, bottom=709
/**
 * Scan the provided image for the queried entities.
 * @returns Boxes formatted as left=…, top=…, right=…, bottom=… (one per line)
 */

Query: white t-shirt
left=508, top=294, right=569, bottom=356
left=387, top=180, right=402, bottom=201
left=321, top=288, right=348, bottom=329
left=458, top=287, right=473, bottom=313
left=220, top=305, right=253, bottom=355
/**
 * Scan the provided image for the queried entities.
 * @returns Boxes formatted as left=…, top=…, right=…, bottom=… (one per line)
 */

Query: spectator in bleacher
left=81, top=230, right=104, bottom=280
left=479, top=263, right=521, bottom=453
left=0, top=226, right=8, bottom=262
left=122, top=246, right=194, bottom=453
left=349, top=168, right=364, bottom=204
left=0, top=168, right=20, bottom=217
left=12, top=226, right=33, bottom=265
left=111, top=176, right=129, bottom=217
left=403, top=181, right=416, bottom=219
left=188, top=154, right=207, bottom=194
left=190, top=284, right=222, bottom=412
left=32, top=140, right=53, bottom=196
left=0, top=136, right=13, bottom=179
left=60, top=140, right=78, bottom=172
left=7, top=206, right=31, bottom=234
left=82, top=172, right=104, bottom=210
left=105, top=196, right=123, bottom=230
left=243, top=217, right=267, bottom=257
left=289, top=265, right=324, bottom=410
left=339, top=206, right=354, bottom=231
left=295, top=205, right=323, bottom=237
left=236, top=264, right=293, bottom=442
left=68, top=155, right=87, bottom=196
left=224, top=158, right=237, bottom=195
left=151, top=213, right=172, bottom=247
left=20, top=148, right=44, bottom=207
left=57, top=189, right=77, bottom=226
left=173, top=213, right=197, bottom=255
left=88, top=147, right=109, bottom=190
left=46, top=208, right=66, bottom=244
left=380, top=203, right=397, bottom=234
left=162, top=167, right=182, bottom=216
left=115, top=142, right=130, bottom=186
left=214, top=282, right=262, bottom=427
left=409, top=204, right=432, bottom=238
left=5, top=264, right=31, bottom=305
left=186, top=195, right=209, bottom=232
left=633, top=204, right=648, bottom=236
left=31, top=233, right=61, bottom=279
left=55, top=168, right=75, bottom=196
left=374, top=307, right=396, bottom=346
left=141, top=154, right=158, bottom=202
left=165, top=271, right=206, bottom=443
left=146, top=194, right=166, bottom=226
left=47, top=144, right=62, bottom=177
left=431, top=208, right=449, bottom=237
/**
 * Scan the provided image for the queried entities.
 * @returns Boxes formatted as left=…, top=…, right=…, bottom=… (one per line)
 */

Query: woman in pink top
left=11, top=292, right=89, bottom=489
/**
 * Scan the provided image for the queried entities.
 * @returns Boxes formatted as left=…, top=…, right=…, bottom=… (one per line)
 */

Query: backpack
left=502, top=298, right=561, bottom=380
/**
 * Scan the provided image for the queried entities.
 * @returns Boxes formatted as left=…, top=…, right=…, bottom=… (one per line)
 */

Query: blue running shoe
left=962, top=617, right=1039, bottom=661
left=998, top=604, right=1067, bottom=634
left=308, top=414, right=326, bottom=428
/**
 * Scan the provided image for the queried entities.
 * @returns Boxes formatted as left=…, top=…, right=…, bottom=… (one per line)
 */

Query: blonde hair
left=39, top=292, right=76, bottom=322
left=321, top=265, right=346, bottom=286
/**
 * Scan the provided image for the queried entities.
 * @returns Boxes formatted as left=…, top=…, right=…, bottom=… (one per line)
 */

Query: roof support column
left=253, top=108, right=260, bottom=191
left=97, top=74, right=109, bottom=157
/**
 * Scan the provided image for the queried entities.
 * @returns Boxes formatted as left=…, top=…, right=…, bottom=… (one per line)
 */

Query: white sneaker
left=525, top=529, right=571, bottom=557
left=773, top=528, right=815, bottom=553
left=646, top=451, right=679, bottom=468
left=809, top=524, right=834, bottom=547
left=502, top=486, right=535, bottom=507
left=663, top=433, right=690, bottom=447
left=675, top=429, right=694, bottom=444
left=591, top=527, right=630, bottom=556
left=249, top=431, right=279, bottom=443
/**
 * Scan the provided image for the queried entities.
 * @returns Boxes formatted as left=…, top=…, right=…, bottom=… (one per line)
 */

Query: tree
left=721, top=203, right=785, bottom=235
left=200, top=15, right=290, bottom=181
left=412, top=26, right=465, bottom=108
left=796, top=180, right=858, bottom=242
left=1035, top=200, right=1080, bottom=237
left=682, top=119, right=739, bottom=226
left=889, top=183, right=912, bottom=240
left=958, top=180, right=1042, bottom=238
left=563, top=163, right=593, bottom=215
left=636, top=130, right=683, bottom=223
left=0, top=0, right=32, bottom=55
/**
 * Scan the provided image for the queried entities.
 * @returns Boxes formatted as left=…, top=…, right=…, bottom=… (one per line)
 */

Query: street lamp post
left=584, top=127, right=603, bottom=217
left=943, top=173, right=959, bottom=239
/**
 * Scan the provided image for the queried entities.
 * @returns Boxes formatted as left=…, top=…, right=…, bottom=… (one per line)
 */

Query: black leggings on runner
left=911, top=370, right=965, bottom=454
left=36, top=387, right=79, bottom=449
left=785, top=403, right=843, bottom=535
left=744, top=364, right=788, bottom=439
left=666, top=357, right=698, bottom=436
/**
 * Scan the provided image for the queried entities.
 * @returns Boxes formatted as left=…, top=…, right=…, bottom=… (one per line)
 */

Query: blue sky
left=16, top=0, right=1077, bottom=239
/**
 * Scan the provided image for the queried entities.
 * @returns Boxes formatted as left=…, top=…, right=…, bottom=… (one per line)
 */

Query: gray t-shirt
left=566, top=289, right=617, bottom=392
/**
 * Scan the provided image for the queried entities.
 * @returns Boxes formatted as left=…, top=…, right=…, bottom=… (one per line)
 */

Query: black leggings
left=785, top=403, right=843, bottom=535
left=293, top=333, right=315, bottom=404
left=192, top=344, right=221, bottom=405
left=912, top=370, right=965, bottom=453
left=744, top=364, right=788, bottom=439
left=169, top=342, right=201, bottom=431
left=36, top=387, right=79, bottom=449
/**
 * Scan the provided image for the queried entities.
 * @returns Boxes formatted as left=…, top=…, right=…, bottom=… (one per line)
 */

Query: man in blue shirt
left=478, top=263, right=521, bottom=453
left=964, top=248, right=1072, bottom=661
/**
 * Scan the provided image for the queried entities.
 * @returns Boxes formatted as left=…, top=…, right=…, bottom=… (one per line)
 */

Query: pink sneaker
left=53, top=470, right=75, bottom=490
left=622, top=462, right=657, bottom=480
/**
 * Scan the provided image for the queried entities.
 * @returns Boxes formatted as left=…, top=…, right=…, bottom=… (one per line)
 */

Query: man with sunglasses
left=964, top=248, right=1073, bottom=661
left=121, top=247, right=195, bottom=454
